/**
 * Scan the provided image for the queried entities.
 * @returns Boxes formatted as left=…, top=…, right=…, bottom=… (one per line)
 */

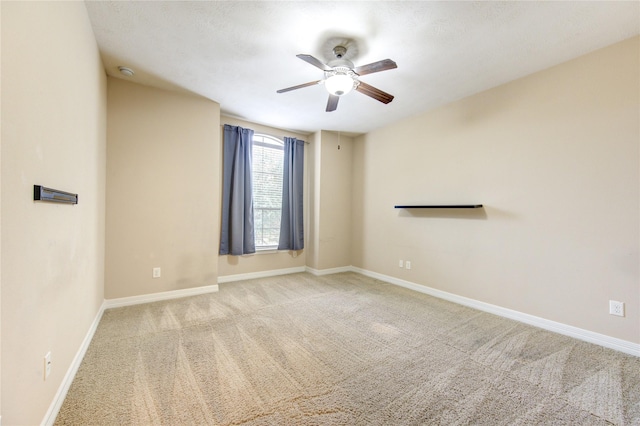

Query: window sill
left=255, top=247, right=279, bottom=254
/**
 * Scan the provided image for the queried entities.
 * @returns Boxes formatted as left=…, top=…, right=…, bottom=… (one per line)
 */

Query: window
left=252, top=134, right=284, bottom=250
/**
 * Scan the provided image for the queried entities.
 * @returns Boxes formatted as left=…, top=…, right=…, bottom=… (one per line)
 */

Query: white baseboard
left=306, top=265, right=352, bottom=276
left=352, top=267, right=640, bottom=357
left=105, top=284, right=219, bottom=309
left=229, top=263, right=638, bottom=356
left=41, top=300, right=107, bottom=426
left=218, top=266, right=306, bottom=283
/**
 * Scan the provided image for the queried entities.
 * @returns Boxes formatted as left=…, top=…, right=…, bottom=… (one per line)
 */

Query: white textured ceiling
left=85, top=1, right=639, bottom=135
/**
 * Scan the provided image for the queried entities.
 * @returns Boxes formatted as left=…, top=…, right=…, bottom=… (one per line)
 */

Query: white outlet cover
left=609, top=300, right=624, bottom=317
left=405, top=261, right=411, bottom=270
left=152, top=267, right=161, bottom=278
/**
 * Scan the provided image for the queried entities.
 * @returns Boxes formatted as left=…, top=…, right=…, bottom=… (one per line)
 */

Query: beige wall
left=217, top=117, right=309, bottom=277
left=352, top=37, right=640, bottom=343
left=1, top=2, right=107, bottom=424
left=106, top=78, right=220, bottom=299
left=315, top=131, right=353, bottom=270
left=0, top=2, right=3, bottom=417
left=307, top=131, right=321, bottom=269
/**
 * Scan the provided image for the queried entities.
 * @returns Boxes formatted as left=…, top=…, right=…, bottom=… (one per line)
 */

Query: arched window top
left=253, top=133, right=283, bottom=149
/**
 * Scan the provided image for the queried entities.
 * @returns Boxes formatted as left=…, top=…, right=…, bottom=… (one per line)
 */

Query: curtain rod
left=221, top=124, right=309, bottom=144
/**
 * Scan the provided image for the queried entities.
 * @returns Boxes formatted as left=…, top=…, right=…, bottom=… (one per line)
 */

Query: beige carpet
left=56, top=272, right=640, bottom=425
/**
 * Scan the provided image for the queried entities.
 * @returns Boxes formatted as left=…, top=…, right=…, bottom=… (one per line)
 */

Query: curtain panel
left=278, top=137, right=305, bottom=251
left=219, top=124, right=256, bottom=255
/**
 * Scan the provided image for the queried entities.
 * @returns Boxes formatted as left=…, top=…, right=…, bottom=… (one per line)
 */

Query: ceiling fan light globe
left=325, top=74, right=354, bottom=96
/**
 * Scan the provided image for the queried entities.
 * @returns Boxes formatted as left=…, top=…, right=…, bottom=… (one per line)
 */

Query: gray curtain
left=220, top=124, right=256, bottom=255
left=278, top=137, right=305, bottom=250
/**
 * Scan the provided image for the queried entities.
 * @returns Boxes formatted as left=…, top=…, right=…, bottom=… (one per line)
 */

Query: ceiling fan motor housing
left=328, top=58, right=355, bottom=70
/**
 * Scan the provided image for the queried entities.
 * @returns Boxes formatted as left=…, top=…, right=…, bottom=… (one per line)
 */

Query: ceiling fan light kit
left=277, top=45, right=397, bottom=112
left=324, top=71, right=358, bottom=96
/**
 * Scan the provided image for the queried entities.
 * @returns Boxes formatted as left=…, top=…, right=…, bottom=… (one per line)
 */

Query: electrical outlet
left=152, top=267, right=161, bottom=278
left=405, top=261, right=411, bottom=270
left=44, top=352, right=52, bottom=380
left=609, top=300, right=624, bottom=317
left=399, top=260, right=404, bottom=268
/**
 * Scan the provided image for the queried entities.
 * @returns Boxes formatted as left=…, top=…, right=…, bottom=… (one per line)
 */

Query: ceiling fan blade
left=326, top=94, right=339, bottom=112
left=297, top=54, right=333, bottom=71
left=356, top=81, right=394, bottom=104
left=277, top=80, right=322, bottom=93
left=354, top=59, right=397, bottom=76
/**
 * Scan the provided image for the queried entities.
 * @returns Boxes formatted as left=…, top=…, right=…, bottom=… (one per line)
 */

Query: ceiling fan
left=277, top=45, right=397, bottom=112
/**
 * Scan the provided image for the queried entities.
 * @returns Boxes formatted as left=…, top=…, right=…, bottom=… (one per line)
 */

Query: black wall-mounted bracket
left=34, top=185, right=78, bottom=204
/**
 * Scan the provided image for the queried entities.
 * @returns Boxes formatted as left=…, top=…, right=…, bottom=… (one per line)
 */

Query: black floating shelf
left=395, top=204, right=483, bottom=209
